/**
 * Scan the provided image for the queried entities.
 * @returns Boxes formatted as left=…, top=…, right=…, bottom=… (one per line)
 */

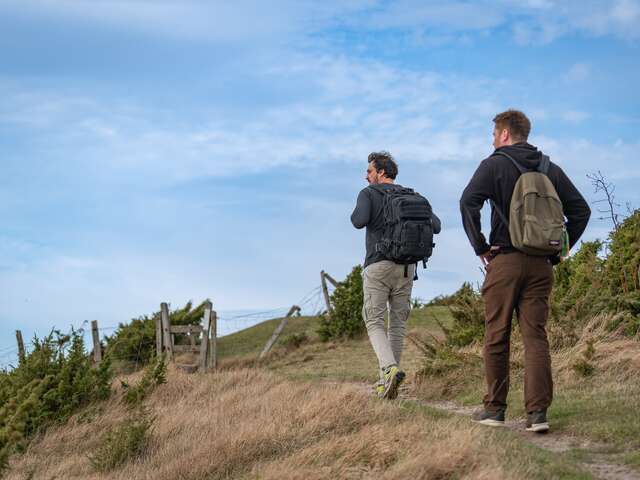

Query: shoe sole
left=383, top=370, right=405, bottom=400
left=526, top=422, right=550, bottom=433
left=473, top=419, right=506, bottom=427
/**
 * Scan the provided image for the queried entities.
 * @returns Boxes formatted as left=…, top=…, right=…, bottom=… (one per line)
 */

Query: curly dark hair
left=493, top=109, right=531, bottom=143
left=368, top=151, right=398, bottom=180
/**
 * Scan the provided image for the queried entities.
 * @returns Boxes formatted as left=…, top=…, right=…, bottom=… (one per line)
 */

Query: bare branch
left=587, top=170, right=621, bottom=230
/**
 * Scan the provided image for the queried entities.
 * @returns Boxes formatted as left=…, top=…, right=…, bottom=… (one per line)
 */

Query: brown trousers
left=481, top=251, right=554, bottom=413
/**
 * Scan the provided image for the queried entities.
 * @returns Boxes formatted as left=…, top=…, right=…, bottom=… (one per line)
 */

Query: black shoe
left=526, top=409, right=549, bottom=433
left=471, top=408, right=505, bottom=427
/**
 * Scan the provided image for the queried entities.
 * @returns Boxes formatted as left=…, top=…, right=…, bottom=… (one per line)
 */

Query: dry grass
left=553, top=314, right=640, bottom=383
left=7, top=366, right=529, bottom=480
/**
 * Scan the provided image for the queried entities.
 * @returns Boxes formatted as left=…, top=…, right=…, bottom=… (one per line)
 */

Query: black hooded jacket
left=460, top=142, right=591, bottom=256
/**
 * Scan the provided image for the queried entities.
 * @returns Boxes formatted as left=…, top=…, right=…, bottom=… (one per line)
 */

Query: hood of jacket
left=495, top=142, right=543, bottom=170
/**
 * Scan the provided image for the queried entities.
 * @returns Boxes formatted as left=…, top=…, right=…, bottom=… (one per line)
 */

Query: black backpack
left=370, top=185, right=439, bottom=277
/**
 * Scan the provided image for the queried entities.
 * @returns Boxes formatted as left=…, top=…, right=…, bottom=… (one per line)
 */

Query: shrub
left=572, top=340, right=596, bottom=377
left=550, top=210, right=640, bottom=342
left=436, top=283, right=485, bottom=347
left=0, top=330, right=112, bottom=472
left=605, top=209, right=640, bottom=297
left=318, top=265, right=364, bottom=341
left=90, top=356, right=166, bottom=472
left=280, top=332, right=308, bottom=350
left=121, top=355, right=167, bottom=407
left=89, top=407, right=154, bottom=472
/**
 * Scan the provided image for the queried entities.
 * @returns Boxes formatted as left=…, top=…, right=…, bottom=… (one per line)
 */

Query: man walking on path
left=460, top=110, right=590, bottom=432
left=352, top=151, right=441, bottom=399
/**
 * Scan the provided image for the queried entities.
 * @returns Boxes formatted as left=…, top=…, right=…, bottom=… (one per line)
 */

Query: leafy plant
left=0, top=330, right=112, bottom=473
left=280, top=332, right=308, bottom=350
left=121, top=355, right=167, bottom=407
left=572, top=340, right=596, bottom=377
left=89, top=407, right=154, bottom=472
left=318, top=265, right=364, bottom=341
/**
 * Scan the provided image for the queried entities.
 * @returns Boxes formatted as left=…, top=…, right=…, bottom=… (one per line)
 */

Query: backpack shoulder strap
left=368, top=184, right=408, bottom=195
left=537, top=155, right=550, bottom=175
left=493, top=151, right=527, bottom=174
left=490, top=199, right=510, bottom=228
left=367, top=184, right=386, bottom=196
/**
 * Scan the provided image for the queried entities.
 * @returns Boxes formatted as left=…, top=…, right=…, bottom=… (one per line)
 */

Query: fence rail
left=2, top=269, right=339, bottom=372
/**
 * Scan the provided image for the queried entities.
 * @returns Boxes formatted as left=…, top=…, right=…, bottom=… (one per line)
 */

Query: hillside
left=6, top=306, right=640, bottom=479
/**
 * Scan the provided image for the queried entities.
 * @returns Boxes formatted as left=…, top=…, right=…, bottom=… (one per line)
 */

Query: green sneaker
left=375, top=381, right=385, bottom=397
left=381, top=365, right=405, bottom=399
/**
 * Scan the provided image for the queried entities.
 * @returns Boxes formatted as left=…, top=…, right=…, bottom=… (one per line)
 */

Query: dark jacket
left=351, top=183, right=441, bottom=268
left=460, top=142, right=591, bottom=256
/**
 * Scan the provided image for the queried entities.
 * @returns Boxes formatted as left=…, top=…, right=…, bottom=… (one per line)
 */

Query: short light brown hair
left=493, top=109, right=531, bottom=143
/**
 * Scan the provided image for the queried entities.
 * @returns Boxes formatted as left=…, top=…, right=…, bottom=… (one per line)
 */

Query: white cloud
left=563, top=62, right=591, bottom=83
left=4, top=0, right=639, bottom=48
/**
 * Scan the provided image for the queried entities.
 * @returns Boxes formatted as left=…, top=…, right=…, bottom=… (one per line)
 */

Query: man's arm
left=460, top=159, right=494, bottom=256
left=556, top=167, right=591, bottom=248
left=351, top=188, right=371, bottom=229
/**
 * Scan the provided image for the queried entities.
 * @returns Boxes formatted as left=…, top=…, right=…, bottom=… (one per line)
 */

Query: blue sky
left=1, top=0, right=639, bottom=362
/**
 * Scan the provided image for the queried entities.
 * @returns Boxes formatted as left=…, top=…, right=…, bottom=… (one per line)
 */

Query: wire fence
left=1, top=278, right=338, bottom=372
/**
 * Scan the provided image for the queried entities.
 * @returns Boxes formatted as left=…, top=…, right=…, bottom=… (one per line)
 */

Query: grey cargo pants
left=362, top=260, right=415, bottom=374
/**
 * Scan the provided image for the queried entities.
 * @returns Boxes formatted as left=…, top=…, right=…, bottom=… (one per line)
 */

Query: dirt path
left=419, top=398, right=640, bottom=480
left=339, top=380, right=640, bottom=480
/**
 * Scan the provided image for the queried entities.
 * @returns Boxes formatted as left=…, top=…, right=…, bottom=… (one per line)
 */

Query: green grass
left=216, top=305, right=640, bottom=474
left=210, top=305, right=640, bottom=478
left=624, top=451, right=640, bottom=468
left=400, top=402, right=593, bottom=480
left=217, top=306, right=452, bottom=365
left=217, top=315, right=321, bottom=360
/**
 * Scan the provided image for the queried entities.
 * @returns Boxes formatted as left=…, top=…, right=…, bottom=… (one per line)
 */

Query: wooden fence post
left=155, top=314, right=163, bottom=357
left=15, top=330, right=25, bottom=363
left=258, top=305, right=301, bottom=360
left=323, top=271, right=340, bottom=288
left=209, top=310, right=217, bottom=370
left=160, top=302, right=174, bottom=361
left=199, top=301, right=212, bottom=373
left=91, top=320, right=102, bottom=364
left=320, top=270, right=332, bottom=314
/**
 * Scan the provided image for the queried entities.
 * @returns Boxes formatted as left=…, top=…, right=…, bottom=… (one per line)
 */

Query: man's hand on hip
left=479, top=246, right=500, bottom=266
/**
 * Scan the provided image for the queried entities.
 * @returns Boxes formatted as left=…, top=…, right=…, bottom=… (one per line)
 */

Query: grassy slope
left=217, top=306, right=640, bottom=473
left=7, top=369, right=588, bottom=480
left=7, top=306, right=639, bottom=479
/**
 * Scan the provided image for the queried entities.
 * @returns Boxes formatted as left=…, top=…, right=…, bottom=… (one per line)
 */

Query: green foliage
left=121, top=355, right=167, bottom=407
left=436, top=283, right=485, bottom=347
left=90, top=355, right=166, bottom=472
left=104, top=300, right=210, bottom=371
left=550, top=210, right=640, bottom=343
left=409, top=332, right=475, bottom=380
left=605, top=209, right=640, bottom=297
left=89, top=407, right=154, bottom=472
left=280, top=332, right=308, bottom=350
left=572, top=340, right=596, bottom=377
left=0, top=330, right=112, bottom=473
left=318, top=265, right=364, bottom=341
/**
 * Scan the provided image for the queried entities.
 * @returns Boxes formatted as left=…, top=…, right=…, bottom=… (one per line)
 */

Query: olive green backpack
left=492, top=152, right=568, bottom=256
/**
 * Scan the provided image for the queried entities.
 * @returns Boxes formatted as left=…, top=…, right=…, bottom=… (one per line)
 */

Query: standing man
left=460, top=110, right=590, bottom=432
left=352, top=151, right=441, bottom=399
